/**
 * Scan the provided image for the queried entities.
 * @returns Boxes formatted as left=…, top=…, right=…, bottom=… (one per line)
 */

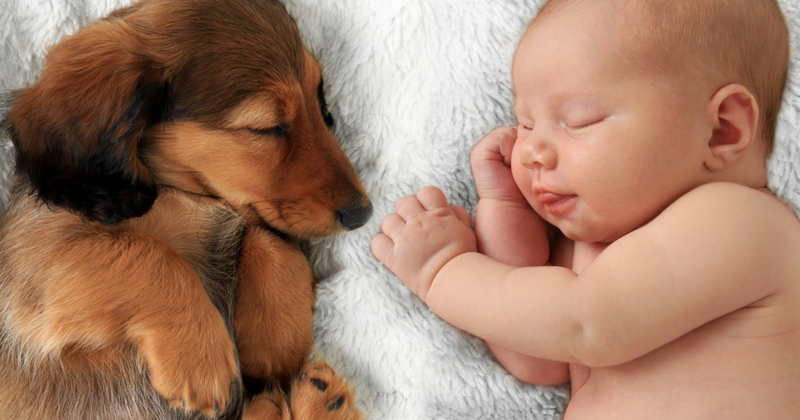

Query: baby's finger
left=451, top=205, right=472, bottom=228
left=370, top=233, right=394, bottom=265
left=396, top=195, right=425, bottom=220
left=416, top=186, right=449, bottom=211
left=471, top=126, right=518, bottom=167
left=380, top=213, right=405, bottom=238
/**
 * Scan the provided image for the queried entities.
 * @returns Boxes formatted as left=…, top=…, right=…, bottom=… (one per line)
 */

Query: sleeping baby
left=371, top=0, right=800, bottom=418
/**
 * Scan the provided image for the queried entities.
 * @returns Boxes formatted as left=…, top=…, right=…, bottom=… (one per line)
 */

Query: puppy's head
left=6, top=0, right=371, bottom=236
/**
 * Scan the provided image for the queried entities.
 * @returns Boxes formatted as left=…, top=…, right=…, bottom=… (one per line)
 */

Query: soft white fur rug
left=2, top=1, right=799, bottom=419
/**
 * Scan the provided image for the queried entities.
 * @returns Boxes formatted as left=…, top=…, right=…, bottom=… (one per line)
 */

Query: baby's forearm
left=474, top=198, right=549, bottom=267
left=474, top=198, right=566, bottom=382
left=425, top=252, right=582, bottom=364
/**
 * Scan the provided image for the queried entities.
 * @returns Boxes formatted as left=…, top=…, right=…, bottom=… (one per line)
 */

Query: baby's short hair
left=532, top=0, right=789, bottom=153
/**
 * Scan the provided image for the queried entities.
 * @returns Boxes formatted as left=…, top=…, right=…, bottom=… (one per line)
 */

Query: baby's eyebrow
left=556, top=94, right=609, bottom=113
left=559, top=100, right=596, bottom=112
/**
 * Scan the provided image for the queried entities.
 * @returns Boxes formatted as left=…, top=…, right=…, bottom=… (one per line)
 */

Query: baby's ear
left=704, top=84, right=759, bottom=172
left=5, top=17, right=166, bottom=225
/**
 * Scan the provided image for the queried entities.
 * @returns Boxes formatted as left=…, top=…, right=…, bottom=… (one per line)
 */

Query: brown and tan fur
left=0, top=0, right=369, bottom=419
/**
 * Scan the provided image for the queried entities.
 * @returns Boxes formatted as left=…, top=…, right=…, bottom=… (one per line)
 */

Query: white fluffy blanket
left=2, top=1, right=799, bottom=419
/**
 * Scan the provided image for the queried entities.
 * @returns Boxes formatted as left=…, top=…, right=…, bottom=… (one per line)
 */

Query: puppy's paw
left=290, top=359, right=364, bottom=420
left=241, top=389, right=291, bottom=420
left=144, top=314, right=239, bottom=416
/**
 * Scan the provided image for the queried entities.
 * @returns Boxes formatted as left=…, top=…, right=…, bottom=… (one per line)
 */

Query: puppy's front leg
left=124, top=241, right=239, bottom=415
left=235, top=227, right=315, bottom=389
left=0, top=208, right=238, bottom=416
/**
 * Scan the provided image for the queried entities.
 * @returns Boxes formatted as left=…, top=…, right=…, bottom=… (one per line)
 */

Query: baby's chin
left=555, top=222, right=628, bottom=244
left=551, top=204, right=655, bottom=244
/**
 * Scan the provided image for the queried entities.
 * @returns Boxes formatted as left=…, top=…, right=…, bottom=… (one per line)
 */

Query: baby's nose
left=519, top=134, right=557, bottom=169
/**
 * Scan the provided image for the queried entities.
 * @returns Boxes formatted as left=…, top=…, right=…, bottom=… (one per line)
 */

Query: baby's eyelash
left=562, top=117, right=606, bottom=130
left=567, top=121, right=596, bottom=129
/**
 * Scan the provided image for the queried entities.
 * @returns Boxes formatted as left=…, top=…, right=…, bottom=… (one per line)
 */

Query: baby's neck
left=571, top=241, right=609, bottom=274
left=550, top=234, right=609, bottom=274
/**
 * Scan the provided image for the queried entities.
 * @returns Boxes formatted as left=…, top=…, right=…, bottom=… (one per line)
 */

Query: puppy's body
left=0, top=188, right=247, bottom=419
left=0, top=0, right=369, bottom=418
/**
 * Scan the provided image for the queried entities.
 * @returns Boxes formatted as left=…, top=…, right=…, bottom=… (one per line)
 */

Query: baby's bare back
left=558, top=186, right=800, bottom=419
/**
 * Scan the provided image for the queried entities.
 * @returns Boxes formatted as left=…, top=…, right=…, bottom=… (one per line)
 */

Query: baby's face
left=510, top=4, right=711, bottom=243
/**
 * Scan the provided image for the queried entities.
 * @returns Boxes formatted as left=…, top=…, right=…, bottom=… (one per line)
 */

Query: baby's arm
left=471, top=127, right=568, bottom=384
left=429, top=183, right=791, bottom=365
left=375, top=183, right=791, bottom=367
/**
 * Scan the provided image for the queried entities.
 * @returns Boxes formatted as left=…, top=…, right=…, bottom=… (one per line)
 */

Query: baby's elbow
left=572, top=348, right=623, bottom=369
left=503, top=358, right=570, bottom=386
left=517, top=365, right=570, bottom=386
left=570, top=324, right=640, bottom=368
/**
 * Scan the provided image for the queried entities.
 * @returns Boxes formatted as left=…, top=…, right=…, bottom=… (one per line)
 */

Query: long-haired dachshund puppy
left=0, top=0, right=371, bottom=419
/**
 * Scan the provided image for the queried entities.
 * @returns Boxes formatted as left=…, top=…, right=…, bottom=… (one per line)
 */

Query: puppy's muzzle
left=336, top=199, right=373, bottom=231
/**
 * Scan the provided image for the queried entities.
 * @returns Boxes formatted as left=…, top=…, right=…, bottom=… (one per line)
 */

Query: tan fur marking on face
left=226, top=95, right=284, bottom=130
left=226, top=79, right=304, bottom=131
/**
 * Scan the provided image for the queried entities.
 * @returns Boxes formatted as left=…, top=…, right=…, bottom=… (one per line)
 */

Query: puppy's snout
left=336, top=199, right=373, bottom=231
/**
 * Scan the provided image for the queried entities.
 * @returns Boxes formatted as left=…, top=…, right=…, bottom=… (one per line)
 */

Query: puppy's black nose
left=337, top=200, right=373, bottom=231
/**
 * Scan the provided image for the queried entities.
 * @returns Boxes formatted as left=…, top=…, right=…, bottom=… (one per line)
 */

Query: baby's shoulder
left=670, top=182, right=795, bottom=220
left=640, top=182, right=800, bottom=290
left=657, top=181, right=800, bottom=249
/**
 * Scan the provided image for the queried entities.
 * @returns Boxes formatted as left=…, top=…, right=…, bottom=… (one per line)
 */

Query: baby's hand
left=471, top=126, right=526, bottom=204
left=371, top=186, right=477, bottom=302
left=471, top=127, right=548, bottom=266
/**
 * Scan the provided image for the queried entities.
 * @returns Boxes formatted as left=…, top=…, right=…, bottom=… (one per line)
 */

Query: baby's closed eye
left=559, top=101, right=609, bottom=130
left=561, top=116, right=607, bottom=130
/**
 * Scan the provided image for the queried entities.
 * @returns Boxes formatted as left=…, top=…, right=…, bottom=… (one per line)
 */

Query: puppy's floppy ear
left=6, top=17, right=167, bottom=225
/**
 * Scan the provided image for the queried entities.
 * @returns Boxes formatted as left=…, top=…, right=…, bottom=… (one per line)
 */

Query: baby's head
left=523, top=0, right=789, bottom=154
left=509, top=0, right=790, bottom=242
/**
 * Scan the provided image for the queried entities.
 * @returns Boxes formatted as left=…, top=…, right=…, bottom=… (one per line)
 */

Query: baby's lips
left=535, top=189, right=568, bottom=204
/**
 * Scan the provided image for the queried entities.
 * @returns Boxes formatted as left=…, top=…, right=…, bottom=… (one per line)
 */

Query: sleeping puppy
left=0, top=0, right=370, bottom=419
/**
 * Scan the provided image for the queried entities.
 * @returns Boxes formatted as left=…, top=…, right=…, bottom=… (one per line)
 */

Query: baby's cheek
left=510, top=159, right=536, bottom=204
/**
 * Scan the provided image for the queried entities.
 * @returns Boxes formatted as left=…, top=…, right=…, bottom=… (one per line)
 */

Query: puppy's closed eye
left=248, top=125, right=290, bottom=138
